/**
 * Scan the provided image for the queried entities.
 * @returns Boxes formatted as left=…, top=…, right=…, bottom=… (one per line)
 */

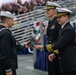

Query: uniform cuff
left=5, top=68, right=12, bottom=73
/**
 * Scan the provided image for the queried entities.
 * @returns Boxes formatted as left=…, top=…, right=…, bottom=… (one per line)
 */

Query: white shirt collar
left=61, top=21, right=69, bottom=29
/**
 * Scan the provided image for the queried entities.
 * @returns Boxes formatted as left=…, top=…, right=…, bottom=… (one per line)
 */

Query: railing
left=10, top=6, right=46, bottom=46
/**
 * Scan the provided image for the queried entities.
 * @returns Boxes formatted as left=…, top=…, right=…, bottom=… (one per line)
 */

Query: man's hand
left=34, top=45, right=44, bottom=49
left=6, top=71, right=12, bottom=75
left=48, top=53, right=56, bottom=62
left=24, top=41, right=30, bottom=48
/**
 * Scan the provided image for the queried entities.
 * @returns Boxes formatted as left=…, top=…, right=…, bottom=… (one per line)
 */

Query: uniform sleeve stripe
left=46, top=44, right=53, bottom=52
left=54, top=49, right=59, bottom=54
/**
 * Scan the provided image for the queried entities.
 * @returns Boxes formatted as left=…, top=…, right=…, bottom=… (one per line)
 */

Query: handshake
left=24, top=37, right=59, bottom=62
left=25, top=37, right=44, bottom=49
left=25, top=39, right=56, bottom=62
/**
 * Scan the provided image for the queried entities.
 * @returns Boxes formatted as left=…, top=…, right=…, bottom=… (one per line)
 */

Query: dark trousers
left=12, top=70, right=17, bottom=75
left=47, top=53, right=61, bottom=75
left=62, top=71, right=76, bottom=75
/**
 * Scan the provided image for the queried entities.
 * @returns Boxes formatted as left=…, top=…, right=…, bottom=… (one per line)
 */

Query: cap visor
left=44, top=6, right=55, bottom=10
left=57, top=13, right=67, bottom=17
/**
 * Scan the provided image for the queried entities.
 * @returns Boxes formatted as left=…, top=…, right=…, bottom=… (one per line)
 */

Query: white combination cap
left=56, top=8, right=72, bottom=13
left=56, top=8, right=72, bottom=17
left=0, top=11, right=14, bottom=19
left=45, top=1, right=61, bottom=9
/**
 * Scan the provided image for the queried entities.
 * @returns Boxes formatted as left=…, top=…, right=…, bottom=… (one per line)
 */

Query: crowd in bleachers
left=0, top=0, right=60, bottom=15
left=0, top=0, right=76, bottom=15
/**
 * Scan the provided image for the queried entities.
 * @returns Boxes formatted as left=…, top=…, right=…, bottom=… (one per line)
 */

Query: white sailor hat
left=0, top=11, right=14, bottom=19
left=45, top=1, right=61, bottom=10
left=56, top=8, right=72, bottom=17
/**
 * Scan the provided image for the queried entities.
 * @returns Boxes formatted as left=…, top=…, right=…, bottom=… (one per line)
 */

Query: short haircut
left=66, top=13, right=70, bottom=18
left=64, top=13, right=71, bottom=18
left=0, top=16, right=8, bottom=23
